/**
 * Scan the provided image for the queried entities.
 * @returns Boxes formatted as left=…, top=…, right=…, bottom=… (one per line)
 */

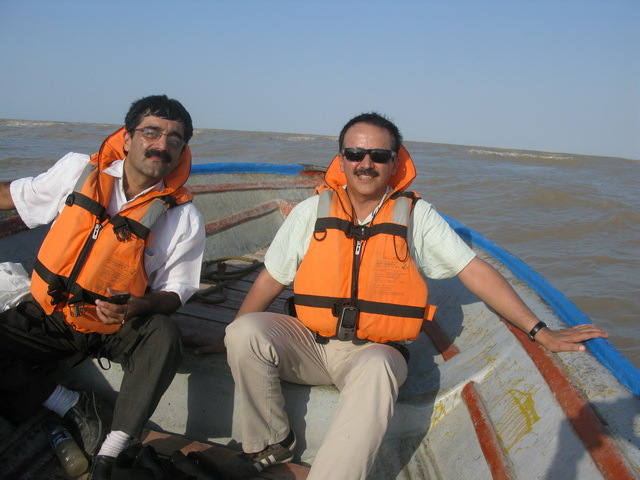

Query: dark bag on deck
left=111, top=444, right=229, bottom=480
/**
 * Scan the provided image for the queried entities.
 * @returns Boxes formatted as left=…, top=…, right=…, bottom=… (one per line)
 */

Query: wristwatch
left=528, top=321, right=547, bottom=341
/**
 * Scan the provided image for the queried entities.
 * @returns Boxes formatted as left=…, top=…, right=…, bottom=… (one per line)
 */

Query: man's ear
left=123, top=129, right=131, bottom=154
left=391, top=158, right=399, bottom=175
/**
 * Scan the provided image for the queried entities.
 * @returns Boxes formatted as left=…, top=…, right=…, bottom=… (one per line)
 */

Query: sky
left=1, top=0, right=638, bottom=160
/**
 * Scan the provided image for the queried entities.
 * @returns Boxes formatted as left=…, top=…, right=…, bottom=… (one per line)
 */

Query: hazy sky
left=1, top=0, right=638, bottom=159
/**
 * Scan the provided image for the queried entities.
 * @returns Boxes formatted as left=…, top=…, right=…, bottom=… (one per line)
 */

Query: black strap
left=65, top=192, right=106, bottom=220
left=110, top=215, right=151, bottom=242
left=314, top=217, right=407, bottom=240
left=389, top=190, right=420, bottom=203
left=358, top=299, right=424, bottom=319
left=158, top=194, right=179, bottom=208
left=33, top=259, right=68, bottom=306
left=294, top=294, right=425, bottom=319
left=108, top=194, right=181, bottom=242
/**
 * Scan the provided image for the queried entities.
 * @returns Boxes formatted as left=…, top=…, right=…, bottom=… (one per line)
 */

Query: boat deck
left=175, top=253, right=288, bottom=343
left=1, top=254, right=638, bottom=479
left=0, top=255, right=310, bottom=480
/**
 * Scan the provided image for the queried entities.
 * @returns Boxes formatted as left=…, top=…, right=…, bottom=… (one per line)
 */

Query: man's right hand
left=182, top=333, right=227, bottom=355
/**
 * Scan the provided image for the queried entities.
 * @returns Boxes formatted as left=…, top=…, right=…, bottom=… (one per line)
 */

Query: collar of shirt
left=342, top=185, right=393, bottom=225
left=104, top=160, right=166, bottom=217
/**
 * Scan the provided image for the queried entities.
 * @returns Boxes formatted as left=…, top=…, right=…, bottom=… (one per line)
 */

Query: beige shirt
left=265, top=191, right=476, bottom=286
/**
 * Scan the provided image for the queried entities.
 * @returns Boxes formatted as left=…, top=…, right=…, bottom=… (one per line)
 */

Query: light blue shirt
left=265, top=190, right=476, bottom=286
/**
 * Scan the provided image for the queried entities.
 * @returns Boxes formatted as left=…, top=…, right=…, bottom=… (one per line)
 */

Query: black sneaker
left=63, top=390, right=112, bottom=457
left=88, top=455, right=115, bottom=480
left=218, top=430, right=297, bottom=480
left=249, top=429, right=296, bottom=472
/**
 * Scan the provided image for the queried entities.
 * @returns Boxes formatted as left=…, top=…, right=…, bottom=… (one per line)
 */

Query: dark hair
left=124, top=95, right=193, bottom=144
left=338, top=112, right=403, bottom=153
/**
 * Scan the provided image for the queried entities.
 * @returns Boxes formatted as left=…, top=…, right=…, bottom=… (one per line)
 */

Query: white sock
left=97, top=431, right=131, bottom=458
left=42, top=385, right=79, bottom=418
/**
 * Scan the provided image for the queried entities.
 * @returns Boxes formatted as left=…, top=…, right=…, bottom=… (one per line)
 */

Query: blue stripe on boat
left=191, top=163, right=305, bottom=175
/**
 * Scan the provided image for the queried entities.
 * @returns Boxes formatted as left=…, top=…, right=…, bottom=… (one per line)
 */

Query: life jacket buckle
left=69, top=302, right=85, bottom=317
left=114, top=224, right=132, bottom=242
left=65, top=193, right=75, bottom=206
left=348, top=224, right=369, bottom=240
left=111, top=215, right=132, bottom=242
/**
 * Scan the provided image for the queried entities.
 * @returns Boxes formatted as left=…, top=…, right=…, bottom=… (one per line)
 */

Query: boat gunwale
left=441, top=213, right=640, bottom=397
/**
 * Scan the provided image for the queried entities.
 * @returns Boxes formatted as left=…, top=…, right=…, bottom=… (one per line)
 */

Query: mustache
left=145, top=149, right=172, bottom=162
left=354, top=168, right=379, bottom=177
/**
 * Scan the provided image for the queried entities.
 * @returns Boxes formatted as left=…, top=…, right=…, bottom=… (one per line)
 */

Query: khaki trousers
left=225, top=312, right=408, bottom=480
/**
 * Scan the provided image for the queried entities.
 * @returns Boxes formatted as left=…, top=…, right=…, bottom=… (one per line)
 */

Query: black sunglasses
left=341, top=147, right=397, bottom=164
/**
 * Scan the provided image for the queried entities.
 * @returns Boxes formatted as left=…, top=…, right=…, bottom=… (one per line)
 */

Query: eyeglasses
left=341, top=147, right=396, bottom=164
left=134, top=127, right=185, bottom=149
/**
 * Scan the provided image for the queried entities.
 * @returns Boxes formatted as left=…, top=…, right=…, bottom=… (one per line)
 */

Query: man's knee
left=225, top=313, right=266, bottom=350
left=129, top=314, right=183, bottom=358
left=358, top=345, right=408, bottom=386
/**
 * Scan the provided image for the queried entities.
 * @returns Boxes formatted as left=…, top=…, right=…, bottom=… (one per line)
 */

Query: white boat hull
left=1, top=163, right=638, bottom=479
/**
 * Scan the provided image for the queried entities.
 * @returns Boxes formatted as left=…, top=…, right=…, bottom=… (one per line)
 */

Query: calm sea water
left=1, top=119, right=638, bottom=367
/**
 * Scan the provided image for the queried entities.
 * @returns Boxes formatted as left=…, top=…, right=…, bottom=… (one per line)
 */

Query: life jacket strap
left=314, top=217, right=407, bottom=240
left=33, top=259, right=68, bottom=306
left=110, top=215, right=151, bottom=242
left=294, top=294, right=426, bottom=319
left=66, top=284, right=104, bottom=317
left=389, top=190, right=420, bottom=203
left=109, top=194, right=179, bottom=242
left=65, top=192, right=106, bottom=220
left=34, top=254, right=120, bottom=311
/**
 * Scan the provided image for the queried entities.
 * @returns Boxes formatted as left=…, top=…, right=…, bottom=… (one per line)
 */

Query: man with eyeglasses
left=0, top=95, right=205, bottom=479
left=196, top=112, right=607, bottom=480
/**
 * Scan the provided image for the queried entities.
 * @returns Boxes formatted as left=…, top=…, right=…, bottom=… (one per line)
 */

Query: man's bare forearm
left=129, top=290, right=182, bottom=318
left=235, top=269, right=286, bottom=319
left=457, top=256, right=607, bottom=352
left=0, top=182, right=16, bottom=210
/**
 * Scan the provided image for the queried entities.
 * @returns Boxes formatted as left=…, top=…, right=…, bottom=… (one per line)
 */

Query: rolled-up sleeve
left=10, top=153, right=89, bottom=228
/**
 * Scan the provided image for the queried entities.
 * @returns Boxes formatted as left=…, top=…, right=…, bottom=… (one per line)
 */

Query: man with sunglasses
left=0, top=95, right=205, bottom=479
left=214, top=112, right=607, bottom=480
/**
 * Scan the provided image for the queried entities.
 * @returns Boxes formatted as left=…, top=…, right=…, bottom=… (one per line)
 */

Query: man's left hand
left=95, top=288, right=130, bottom=325
left=535, top=324, right=608, bottom=352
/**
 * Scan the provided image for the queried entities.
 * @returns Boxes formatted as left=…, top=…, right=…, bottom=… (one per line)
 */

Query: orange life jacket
left=293, top=146, right=436, bottom=343
left=30, top=127, right=194, bottom=334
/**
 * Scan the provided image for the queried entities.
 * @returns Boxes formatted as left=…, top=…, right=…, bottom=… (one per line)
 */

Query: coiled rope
left=190, top=256, right=264, bottom=304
